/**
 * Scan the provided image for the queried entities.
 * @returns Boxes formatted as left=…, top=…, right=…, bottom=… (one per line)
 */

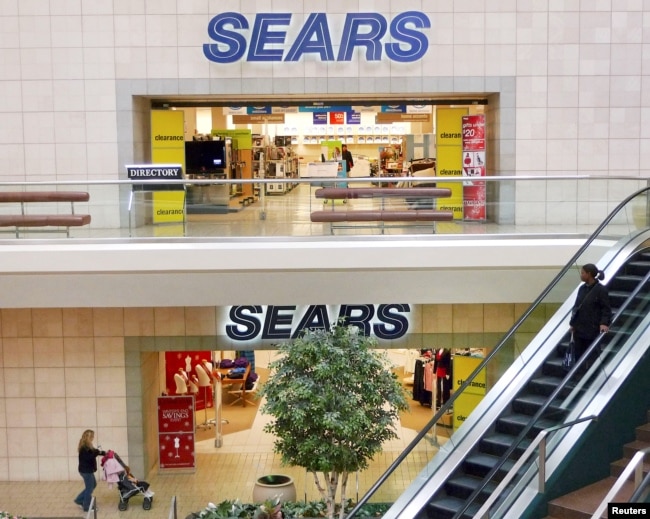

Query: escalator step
left=624, top=260, right=650, bottom=276
left=496, top=413, right=559, bottom=437
left=542, top=357, right=569, bottom=378
left=445, top=475, right=498, bottom=500
left=425, top=496, right=481, bottom=519
left=480, top=433, right=531, bottom=457
left=463, top=453, right=515, bottom=479
left=608, top=274, right=645, bottom=291
left=496, top=413, right=533, bottom=435
left=512, top=393, right=567, bottom=418
left=527, top=375, right=569, bottom=396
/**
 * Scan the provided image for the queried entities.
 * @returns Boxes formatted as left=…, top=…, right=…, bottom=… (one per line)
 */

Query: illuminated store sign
left=203, top=12, right=430, bottom=64
left=224, top=304, right=411, bottom=342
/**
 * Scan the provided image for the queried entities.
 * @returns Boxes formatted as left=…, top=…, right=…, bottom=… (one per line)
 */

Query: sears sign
left=203, top=12, right=430, bottom=64
left=225, top=304, right=410, bottom=342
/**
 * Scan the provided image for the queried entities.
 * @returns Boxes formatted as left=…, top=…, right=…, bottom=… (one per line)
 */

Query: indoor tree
left=259, top=322, right=409, bottom=519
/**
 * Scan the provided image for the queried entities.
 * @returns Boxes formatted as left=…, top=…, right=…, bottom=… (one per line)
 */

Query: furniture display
left=214, top=365, right=253, bottom=407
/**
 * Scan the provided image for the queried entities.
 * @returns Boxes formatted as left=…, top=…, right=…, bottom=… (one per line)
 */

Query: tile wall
left=0, top=301, right=544, bottom=481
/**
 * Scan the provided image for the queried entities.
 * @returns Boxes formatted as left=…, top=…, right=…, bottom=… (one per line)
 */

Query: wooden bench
left=0, top=191, right=91, bottom=237
left=311, top=187, right=453, bottom=234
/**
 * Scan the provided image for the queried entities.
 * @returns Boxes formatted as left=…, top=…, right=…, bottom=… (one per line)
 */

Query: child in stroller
left=118, top=465, right=155, bottom=510
left=101, top=450, right=155, bottom=511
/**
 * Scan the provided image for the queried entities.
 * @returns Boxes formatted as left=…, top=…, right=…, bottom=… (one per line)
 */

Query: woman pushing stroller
left=74, top=429, right=106, bottom=512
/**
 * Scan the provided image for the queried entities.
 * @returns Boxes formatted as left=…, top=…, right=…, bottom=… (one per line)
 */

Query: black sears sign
left=224, top=304, right=411, bottom=342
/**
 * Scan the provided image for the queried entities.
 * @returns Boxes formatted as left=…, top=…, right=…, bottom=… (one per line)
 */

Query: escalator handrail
left=474, top=415, right=598, bottom=519
left=345, top=186, right=650, bottom=518
left=453, top=267, right=650, bottom=519
left=629, top=464, right=650, bottom=503
left=591, top=447, right=650, bottom=518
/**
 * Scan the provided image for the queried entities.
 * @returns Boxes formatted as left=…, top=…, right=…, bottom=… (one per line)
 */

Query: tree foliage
left=259, top=323, right=408, bottom=518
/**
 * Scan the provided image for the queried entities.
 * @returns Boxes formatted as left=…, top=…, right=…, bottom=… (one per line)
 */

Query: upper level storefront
left=2, top=2, right=650, bottom=308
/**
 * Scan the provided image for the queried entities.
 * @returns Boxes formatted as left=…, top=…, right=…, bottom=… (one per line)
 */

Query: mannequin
left=433, top=348, right=452, bottom=408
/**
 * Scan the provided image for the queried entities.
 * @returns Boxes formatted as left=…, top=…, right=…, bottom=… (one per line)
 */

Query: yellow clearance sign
left=452, top=356, right=487, bottom=430
left=151, top=110, right=185, bottom=224
left=436, top=107, right=467, bottom=220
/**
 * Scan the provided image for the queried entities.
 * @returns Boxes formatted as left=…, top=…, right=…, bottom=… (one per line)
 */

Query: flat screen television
left=185, top=140, right=226, bottom=175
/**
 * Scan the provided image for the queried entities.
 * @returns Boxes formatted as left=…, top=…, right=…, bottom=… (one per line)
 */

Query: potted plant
left=259, top=323, right=409, bottom=519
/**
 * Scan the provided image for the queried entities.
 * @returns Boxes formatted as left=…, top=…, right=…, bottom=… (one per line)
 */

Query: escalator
left=422, top=246, right=650, bottom=519
left=346, top=187, right=650, bottom=519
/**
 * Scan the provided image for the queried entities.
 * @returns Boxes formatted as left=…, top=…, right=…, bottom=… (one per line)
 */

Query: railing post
left=538, top=432, right=547, bottom=493
left=168, top=495, right=177, bottom=519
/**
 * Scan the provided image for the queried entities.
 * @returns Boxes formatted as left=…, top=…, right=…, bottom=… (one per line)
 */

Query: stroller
left=101, top=450, right=154, bottom=511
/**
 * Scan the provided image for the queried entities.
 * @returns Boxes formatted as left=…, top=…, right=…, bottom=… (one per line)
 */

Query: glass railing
left=0, top=175, right=648, bottom=240
left=345, top=185, right=650, bottom=517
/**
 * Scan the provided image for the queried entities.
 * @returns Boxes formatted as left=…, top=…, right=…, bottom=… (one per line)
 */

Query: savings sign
left=203, top=12, right=430, bottom=63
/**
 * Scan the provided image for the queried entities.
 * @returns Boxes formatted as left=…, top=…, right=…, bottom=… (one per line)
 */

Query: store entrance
left=147, top=95, right=490, bottom=221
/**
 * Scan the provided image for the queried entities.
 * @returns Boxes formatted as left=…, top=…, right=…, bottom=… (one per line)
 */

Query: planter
left=252, top=474, right=296, bottom=503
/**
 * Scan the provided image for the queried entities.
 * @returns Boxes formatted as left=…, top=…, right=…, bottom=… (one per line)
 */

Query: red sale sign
left=462, top=115, right=486, bottom=221
left=157, top=396, right=196, bottom=471
left=329, top=112, right=345, bottom=125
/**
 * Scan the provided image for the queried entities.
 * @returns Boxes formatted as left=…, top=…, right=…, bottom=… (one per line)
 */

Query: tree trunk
left=327, top=471, right=339, bottom=519
left=338, top=472, right=349, bottom=519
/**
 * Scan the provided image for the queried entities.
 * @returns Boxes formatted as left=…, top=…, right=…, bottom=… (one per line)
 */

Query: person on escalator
left=569, top=263, right=612, bottom=369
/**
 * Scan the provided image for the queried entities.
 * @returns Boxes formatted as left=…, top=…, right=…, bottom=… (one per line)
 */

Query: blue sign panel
left=247, top=106, right=272, bottom=114
left=381, top=105, right=406, bottom=113
left=203, top=11, right=430, bottom=64
left=300, top=105, right=351, bottom=113
left=346, top=111, right=361, bottom=124
left=313, top=112, right=328, bottom=125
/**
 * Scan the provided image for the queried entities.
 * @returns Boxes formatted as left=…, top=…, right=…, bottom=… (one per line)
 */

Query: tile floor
left=0, top=400, right=444, bottom=519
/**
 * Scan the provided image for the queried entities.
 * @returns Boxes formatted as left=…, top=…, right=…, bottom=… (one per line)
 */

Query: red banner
left=157, top=396, right=196, bottom=471
left=462, top=115, right=486, bottom=221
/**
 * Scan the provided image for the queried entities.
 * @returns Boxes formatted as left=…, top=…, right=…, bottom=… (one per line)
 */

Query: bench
left=311, top=187, right=453, bottom=234
left=0, top=191, right=91, bottom=237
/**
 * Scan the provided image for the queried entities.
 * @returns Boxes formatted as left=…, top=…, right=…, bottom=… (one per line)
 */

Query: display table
left=213, top=365, right=252, bottom=407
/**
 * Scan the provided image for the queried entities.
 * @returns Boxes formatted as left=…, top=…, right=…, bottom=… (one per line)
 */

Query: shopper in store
left=341, top=144, right=354, bottom=173
left=74, top=429, right=105, bottom=512
left=569, top=263, right=612, bottom=367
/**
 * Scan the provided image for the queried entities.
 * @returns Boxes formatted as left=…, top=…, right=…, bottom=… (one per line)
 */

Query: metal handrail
left=474, top=415, right=598, bottom=519
left=629, top=467, right=650, bottom=502
left=345, top=186, right=650, bottom=518
left=453, top=266, right=650, bottom=519
left=591, top=447, right=650, bottom=518
left=168, top=495, right=177, bottom=519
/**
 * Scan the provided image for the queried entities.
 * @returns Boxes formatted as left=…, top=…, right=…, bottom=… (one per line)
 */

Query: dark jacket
left=78, top=446, right=103, bottom=474
left=569, top=281, right=612, bottom=341
left=341, top=150, right=354, bottom=173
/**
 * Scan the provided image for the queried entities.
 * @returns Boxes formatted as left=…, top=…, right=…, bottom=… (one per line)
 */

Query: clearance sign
left=452, top=356, right=487, bottom=430
left=151, top=110, right=186, bottom=224
left=436, top=107, right=467, bottom=220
